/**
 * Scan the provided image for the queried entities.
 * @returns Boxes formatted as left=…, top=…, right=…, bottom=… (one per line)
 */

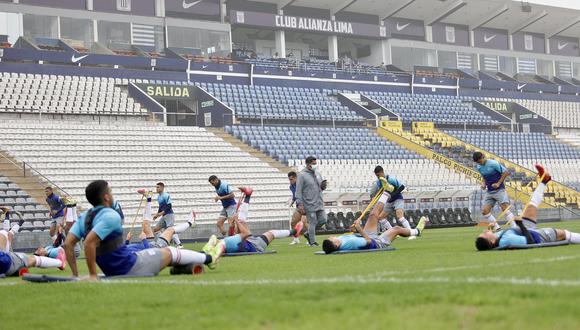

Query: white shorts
left=378, top=191, right=392, bottom=204
left=65, top=206, right=78, bottom=223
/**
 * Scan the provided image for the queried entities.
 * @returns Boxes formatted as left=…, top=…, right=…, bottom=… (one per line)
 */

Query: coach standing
left=296, top=156, right=327, bottom=247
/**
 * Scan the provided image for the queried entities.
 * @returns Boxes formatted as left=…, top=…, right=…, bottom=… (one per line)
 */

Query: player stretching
left=288, top=171, right=308, bottom=245
left=209, top=175, right=237, bottom=236
left=369, top=166, right=415, bottom=239
left=322, top=208, right=427, bottom=254
left=1, top=213, right=65, bottom=277
left=63, top=180, right=224, bottom=279
left=208, top=187, right=303, bottom=254
left=127, top=192, right=196, bottom=251
left=473, top=152, right=515, bottom=231
left=475, top=164, right=580, bottom=250
left=152, top=182, right=182, bottom=248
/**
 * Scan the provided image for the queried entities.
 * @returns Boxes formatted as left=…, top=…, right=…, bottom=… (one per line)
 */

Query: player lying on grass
left=475, top=164, right=580, bottom=250
left=1, top=214, right=65, bottom=277
left=125, top=194, right=196, bottom=252
left=322, top=206, right=427, bottom=254
left=63, top=180, right=225, bottom=280
left=210, top=187, right=303, bottom=254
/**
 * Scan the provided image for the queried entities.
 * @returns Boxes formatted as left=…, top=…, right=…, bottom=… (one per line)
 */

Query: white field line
left=2, top=255, right=579, bottom=287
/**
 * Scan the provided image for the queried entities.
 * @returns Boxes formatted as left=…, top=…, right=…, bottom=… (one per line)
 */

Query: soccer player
left=152, top=182, right=182, bottom=248
left=473, top=152, right=515, bottom=231
left=369, top=166, right=412, bottom=236
left=63, top=180, right=224, bottom=280
left=322, top=209, right=427, bottom=254
left=127, top=193, right=196, bottom=250
left=45, top=186, right=66, bottom=240
left=475, top=165, right=580, bottom=250
left=288, top=171, right=308, bottom=245
left=1, top=215, right=65, bottom=276
left=295, top=156, right=328, bottom=246
left=209, top=175, right=237, bottom=236
left=217, top=187, right=303, bottom=254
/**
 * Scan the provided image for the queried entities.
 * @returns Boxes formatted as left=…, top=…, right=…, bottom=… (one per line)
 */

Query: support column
left=328, top=35, right=338, bottom=62
left=275, top=30, right=286, bottom=58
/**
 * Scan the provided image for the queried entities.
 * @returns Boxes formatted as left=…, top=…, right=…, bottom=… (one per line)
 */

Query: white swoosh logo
left=71, top=54, right=88, bottom=63
left=483, top=34, right=496, bottom=43
left=202, top=65, right=208, bottom=69
left=517, top=84, right=526, bottom=90
left=264, top=70, right=269, bottom=74
left=183, top=0, right=203, bottom=9
left=557, top=41, right=569, bottom=50
left=396, top=22, right=411, bottom=31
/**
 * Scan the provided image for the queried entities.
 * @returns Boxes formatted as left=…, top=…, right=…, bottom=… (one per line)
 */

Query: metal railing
left=0, top=152, right=72, bottom=198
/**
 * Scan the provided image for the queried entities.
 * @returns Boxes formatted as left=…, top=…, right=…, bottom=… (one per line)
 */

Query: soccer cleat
left=187, top=210, right=197, bottom=228
left=239, top=187, right=253, bottom=197
left=415, top=216, right=428, bottom=237
left=56, top=248, right=66, bottom=271
left=202, top=235, right=218, bottom=254
left=304, top=232, right=312, bottom=245
left=407, top=236, right=417, bottom=240
left=176, top=244, right=184, bottom=249
left=137, top=188, right=147, bottom=195
left=293, top=221, right=304, bottom=238
left=289, top=237, right=300, bottom=245
left=534, top=164, right=552, bottom=184
left=309, top=242, right=320, bottom=247
left=207, top=240, right=225, bottom=270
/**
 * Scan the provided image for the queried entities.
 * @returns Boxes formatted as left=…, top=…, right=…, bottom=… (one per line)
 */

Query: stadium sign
left=275, top=16, right=353, bottom=34
left=230, top=10, right=386, bottom=39
left=137, top=84, right=195, bottom=100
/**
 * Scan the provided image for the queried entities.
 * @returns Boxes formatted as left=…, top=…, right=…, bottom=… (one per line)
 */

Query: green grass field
left=3, top=222, right=580, bottom=330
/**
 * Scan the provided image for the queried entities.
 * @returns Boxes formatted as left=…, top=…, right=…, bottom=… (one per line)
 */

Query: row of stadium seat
left=203, top=83, right=364, bottom=122
left=0, top=74, right=144, bottom=115
left=365, top=91, right=497, bottom=125
left=0, top=120, right=291, bottom=226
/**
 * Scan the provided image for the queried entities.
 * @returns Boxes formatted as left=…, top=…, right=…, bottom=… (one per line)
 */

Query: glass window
left=167, top=26, right=230, bottom=56
left=555, top=61, right=572, bottom=78
left=517, top=58, right=536, bottom=74
left=537, top=59, right=553, bottom=78
left=391, top=47, right=436, bottom=71
left=573, top=62, right=580, bottom=79
left=23, top=14, right=58, bottom=39
left=97, top=20, right=131, bottom=50
left=457, top=52, right=477, bottom=73
left=438, top=50, right=457, bottom=69
left=131, top=24, right=165, bottom=52
left=60, top=17, right=94, bottom=49
left=479, top=54, right=498, bottom=72
left=499, top=56, right=516, bottom=75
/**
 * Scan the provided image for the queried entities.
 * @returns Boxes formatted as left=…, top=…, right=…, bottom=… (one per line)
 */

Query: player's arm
left=64, top=232, right=80, bottom=277
left=514, top=220, right=535, bottom=244
left=352, top=221, right=372, bottom=245
left=83, top=231, right=101, bottom=279
left=216, top=192, right=234, bottom=201
left=295, top=175, right=305, bottom=212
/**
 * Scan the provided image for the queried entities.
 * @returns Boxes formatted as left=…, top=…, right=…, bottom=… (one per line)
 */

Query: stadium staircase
left=208, top=128, right=294, bottom=174
left=0, top=150, right=53, bottom=205
left=377, top=121, right=578, bottom=209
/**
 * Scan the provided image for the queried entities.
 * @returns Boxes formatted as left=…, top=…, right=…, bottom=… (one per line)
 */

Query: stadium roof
left=258, top=0, right=580, bottom=37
